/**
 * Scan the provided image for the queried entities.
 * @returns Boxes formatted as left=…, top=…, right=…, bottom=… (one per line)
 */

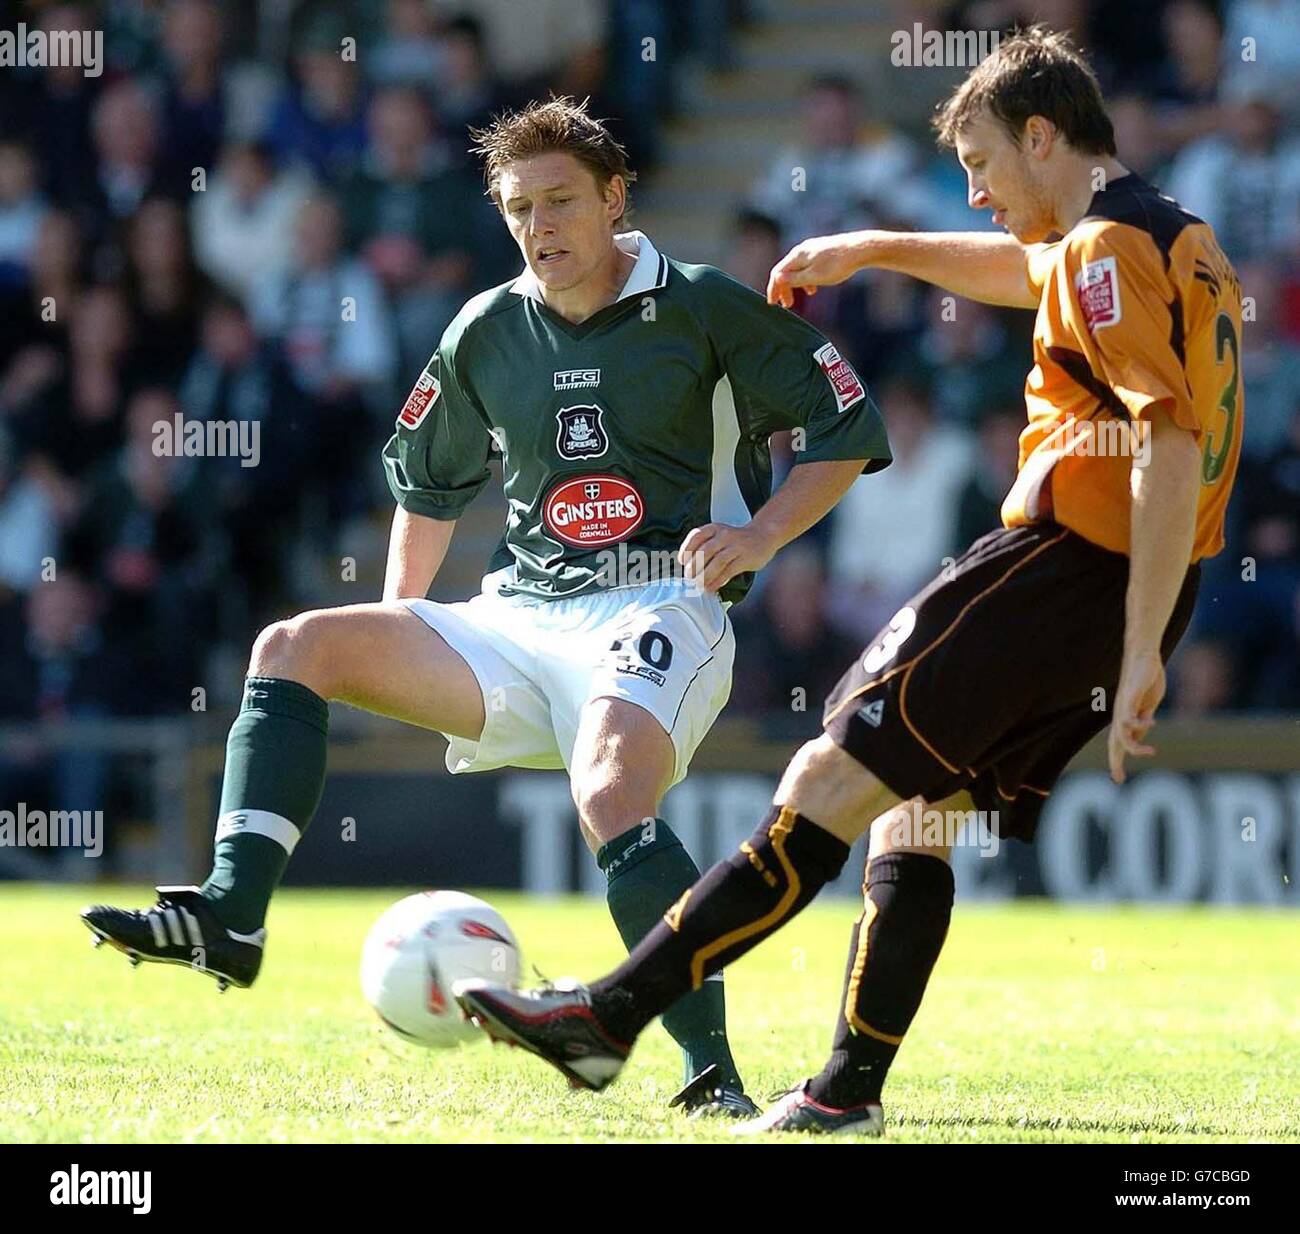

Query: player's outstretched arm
left=383, top=505, right=457, bottom=601
left=1107, top=410, right=1201, bottom=784
left=767, top=230, right=1040, bottom=310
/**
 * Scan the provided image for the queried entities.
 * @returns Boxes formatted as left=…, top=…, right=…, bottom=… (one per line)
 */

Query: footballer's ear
left=1022, top=114, right=1057, bottom=160
left=603, top=173, right=627, bottom=226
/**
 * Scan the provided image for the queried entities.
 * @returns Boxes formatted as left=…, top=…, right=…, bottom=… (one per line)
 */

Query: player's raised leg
left=584, top=736, right=893, bottom=1049
left=455, top=734, right=897, bottom=1096
left=81, top=603, right=486, bottom=988
left=569, top=697, right=754, bottom=1116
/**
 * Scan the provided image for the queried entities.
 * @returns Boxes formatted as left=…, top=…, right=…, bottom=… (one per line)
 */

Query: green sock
left=597, top=818, right=742, bottom=1090
left=200, top=676, right=329, bottom=933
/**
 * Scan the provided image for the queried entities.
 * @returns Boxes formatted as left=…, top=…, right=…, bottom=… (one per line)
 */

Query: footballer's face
left=955, top=111, right=1055, bottom=244
left=497, top=152, right=626, bottom=293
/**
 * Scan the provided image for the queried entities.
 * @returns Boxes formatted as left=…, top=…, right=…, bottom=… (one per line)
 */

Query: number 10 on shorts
left=609, top=630, right=675, bottom=687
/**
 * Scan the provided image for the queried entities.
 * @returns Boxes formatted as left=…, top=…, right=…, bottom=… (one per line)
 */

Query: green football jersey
left=382, top=232, right=891, bottom=604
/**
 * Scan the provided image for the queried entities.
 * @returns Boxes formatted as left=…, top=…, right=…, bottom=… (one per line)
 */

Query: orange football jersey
left=1003, top=173, right=1243, bottom=562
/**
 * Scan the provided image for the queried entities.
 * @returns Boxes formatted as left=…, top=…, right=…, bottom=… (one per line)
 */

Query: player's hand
left=767, top=233, right=867, bottom=308
left=679, top=523, right=776, bottom=594
left=1107, top=649, right=1166, bottom=783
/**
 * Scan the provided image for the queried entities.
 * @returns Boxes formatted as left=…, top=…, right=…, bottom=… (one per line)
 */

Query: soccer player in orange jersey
left=456, top=27, right=1245, bottom=1135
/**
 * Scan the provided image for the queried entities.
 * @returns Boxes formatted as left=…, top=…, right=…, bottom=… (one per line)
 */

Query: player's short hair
left=469, top=96, right=637, bottom=226
left=934, top=25, right=1117, bottom=157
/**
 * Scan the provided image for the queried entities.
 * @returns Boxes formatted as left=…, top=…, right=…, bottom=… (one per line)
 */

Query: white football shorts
left=401, top=569, right=735, bottom=787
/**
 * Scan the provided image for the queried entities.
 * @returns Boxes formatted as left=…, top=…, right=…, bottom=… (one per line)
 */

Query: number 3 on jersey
left=1201, top=311, right=1240, bottom=486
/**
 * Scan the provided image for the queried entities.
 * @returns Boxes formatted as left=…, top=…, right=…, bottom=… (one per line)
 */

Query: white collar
left=507, top=230, right=668, bottom=304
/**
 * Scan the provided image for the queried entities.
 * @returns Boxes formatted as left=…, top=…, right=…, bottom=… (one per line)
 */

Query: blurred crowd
left=0, top=0, right=728, bottom=753
left=0, top=0, right=1297, bottom=808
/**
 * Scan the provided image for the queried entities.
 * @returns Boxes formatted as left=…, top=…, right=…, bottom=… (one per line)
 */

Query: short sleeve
left=1062, top=224, right=1198, bottom=431
left=382, top=344, right=492, bottom=520
left=703, top=270, right=892, bottom=473
left=1025, top=240, right=1058, bottom=299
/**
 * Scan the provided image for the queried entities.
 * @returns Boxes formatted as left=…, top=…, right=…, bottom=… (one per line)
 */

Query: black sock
left=590, top=806, right=850, bottom=1044
left=808, top=851, right=954, bottom=1108
left=598, top=818, right=741, bottom=1088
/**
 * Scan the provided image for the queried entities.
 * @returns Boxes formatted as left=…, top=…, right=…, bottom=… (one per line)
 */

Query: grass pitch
left=3, top=885, right=1297, bottom=1143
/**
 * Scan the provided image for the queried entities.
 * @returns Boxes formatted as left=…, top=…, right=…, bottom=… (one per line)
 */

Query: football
left=360, top=891, right=521, bottom=1048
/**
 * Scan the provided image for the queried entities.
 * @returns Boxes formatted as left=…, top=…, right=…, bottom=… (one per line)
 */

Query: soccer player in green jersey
left=83, top=98, right=891, bottom=1115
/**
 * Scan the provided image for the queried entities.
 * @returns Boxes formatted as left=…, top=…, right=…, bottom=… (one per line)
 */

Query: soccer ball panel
left=360, top=891, right=521, bottom=1048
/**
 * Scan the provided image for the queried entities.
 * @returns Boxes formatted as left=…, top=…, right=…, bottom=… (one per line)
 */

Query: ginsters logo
left=542, top=474, right=644, bottom=548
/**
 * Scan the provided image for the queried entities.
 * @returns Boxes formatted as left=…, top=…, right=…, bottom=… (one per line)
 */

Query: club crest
left=556, top=404, right=609, bottom=460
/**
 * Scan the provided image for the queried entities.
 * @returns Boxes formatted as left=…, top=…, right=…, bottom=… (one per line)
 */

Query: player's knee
left=783, top=734, right=854, bottom=793
left=572, top=774, right=636, bottom=841
left=868, top=800, right=953, bottom=862
left=249, top=611, right=337, bottom=695
left=777, top=733, right=896, bottom=837
left=572, top=756, right=661, bottom=844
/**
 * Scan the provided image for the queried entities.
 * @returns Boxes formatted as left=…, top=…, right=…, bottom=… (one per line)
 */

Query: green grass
left=3, top=885, right=1297, bottom=1143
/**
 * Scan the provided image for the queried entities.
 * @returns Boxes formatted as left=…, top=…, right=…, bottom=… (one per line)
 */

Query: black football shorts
left=823, top=522, right=1200, bottom=842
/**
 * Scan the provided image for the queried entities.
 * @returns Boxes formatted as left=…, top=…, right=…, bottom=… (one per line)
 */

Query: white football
left=360, top=891, right=521, bottom=1048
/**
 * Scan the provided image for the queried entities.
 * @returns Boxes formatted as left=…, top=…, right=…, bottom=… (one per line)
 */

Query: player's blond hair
left=469, top=97, right=637, bottom=226
left=935, top=25, right=1117, bottom=156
